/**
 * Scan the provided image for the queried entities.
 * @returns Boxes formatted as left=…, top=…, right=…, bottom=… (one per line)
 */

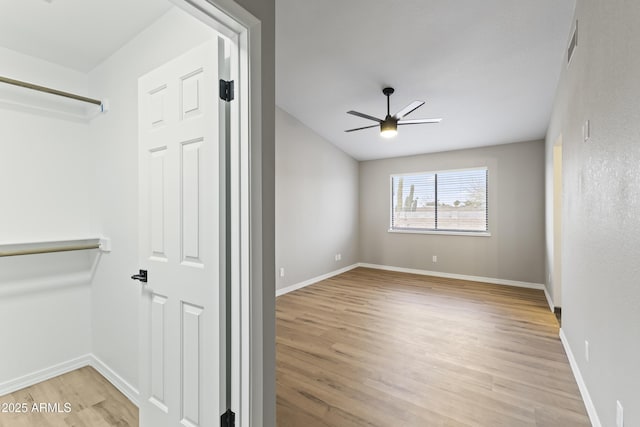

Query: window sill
left=388, top=229, right=491, bottom=237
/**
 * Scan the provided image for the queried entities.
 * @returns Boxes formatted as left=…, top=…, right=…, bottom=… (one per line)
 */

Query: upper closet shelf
left=0, top=237, right=112, bottom=257
left=0, top=75, right=109, bottom=121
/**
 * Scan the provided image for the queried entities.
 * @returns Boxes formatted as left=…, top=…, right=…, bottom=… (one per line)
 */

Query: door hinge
left=219, top=79, right=234, bottom=102
left=221, top=409, right=235, bottom=427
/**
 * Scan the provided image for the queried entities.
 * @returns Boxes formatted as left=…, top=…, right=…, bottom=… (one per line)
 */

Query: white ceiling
left=1, top=1, right=575, bottom=160
left=276, top=0, right=576, bottom=160
left=0, top=0, right=172, bottom=72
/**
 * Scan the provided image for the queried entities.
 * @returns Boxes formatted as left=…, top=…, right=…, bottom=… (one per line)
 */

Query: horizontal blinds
left=391, top=168, right=488, bottom=232
left=392, top=173, right=436, bottom=229
left=436, top=169, right=487, bottom=231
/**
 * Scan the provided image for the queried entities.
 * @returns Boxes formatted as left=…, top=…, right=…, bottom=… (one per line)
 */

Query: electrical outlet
left=279, top=267, right=285, bottom=278
left=432, top=255, right=437, bottom=263
left=334, top=254, right=338, bottom=261
left=585, top=340, right=590, bottom=362
left=616, top=400, right=624, bottom=427
left=336, top=253, right=342, bottom=261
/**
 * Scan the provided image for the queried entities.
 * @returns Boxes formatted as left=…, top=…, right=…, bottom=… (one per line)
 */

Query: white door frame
left=172, top=1, right=262, bottom=426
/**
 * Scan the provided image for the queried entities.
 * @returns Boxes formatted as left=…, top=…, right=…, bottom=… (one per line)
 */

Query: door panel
left=150, top=147, right=168, bottom=260
left=138, top=39, right=224, bottom=427
left=181, top=301, right=203, bottom=425
left=150, top=294, right=168, bottom=412
left=181, top=138, right=204, bottom=265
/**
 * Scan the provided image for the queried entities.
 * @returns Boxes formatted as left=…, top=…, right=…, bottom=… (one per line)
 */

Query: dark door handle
left=131, top=269, right=148, bottom=283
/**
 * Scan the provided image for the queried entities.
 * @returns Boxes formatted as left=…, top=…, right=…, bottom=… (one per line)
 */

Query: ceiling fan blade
left=397, top=118, right=442, bottom=125
left=347, top=110, right=383, bottom=123
left=393, top=101, right=425, bottom=120
left=345, top=124, right=379, bottom=133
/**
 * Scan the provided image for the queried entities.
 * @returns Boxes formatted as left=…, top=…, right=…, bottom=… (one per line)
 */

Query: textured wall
left=545, top=1, right=640, bottom=425
left=359, top=140, right=545, bottom=285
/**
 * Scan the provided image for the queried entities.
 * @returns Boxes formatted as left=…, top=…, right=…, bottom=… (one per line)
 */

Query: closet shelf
left=0, top=237, right=111, bottom=257
left=0, top=75, right=109, bottom=121
left=0, top=75, right=103, bottom=108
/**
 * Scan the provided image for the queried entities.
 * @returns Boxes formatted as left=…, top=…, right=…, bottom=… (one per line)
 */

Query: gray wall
left=275, top=107, right=359, bottom=291
left=359, top=141, right=545, bottom=284
left=545, top=1, right=640, bottom=425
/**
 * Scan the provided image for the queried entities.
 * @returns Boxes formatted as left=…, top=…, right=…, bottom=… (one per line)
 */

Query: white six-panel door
left=138, top=39, right=225, bottom=427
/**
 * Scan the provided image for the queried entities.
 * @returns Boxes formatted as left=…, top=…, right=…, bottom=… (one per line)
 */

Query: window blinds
left=391, top=168, right=488, bottom=232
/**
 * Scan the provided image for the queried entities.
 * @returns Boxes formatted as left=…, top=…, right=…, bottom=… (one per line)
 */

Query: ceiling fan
left=345, top=87, right=442, bottom=138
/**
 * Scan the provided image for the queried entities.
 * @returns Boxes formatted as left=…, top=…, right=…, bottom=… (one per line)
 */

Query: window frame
left=388, top=167, right=491, bottom=236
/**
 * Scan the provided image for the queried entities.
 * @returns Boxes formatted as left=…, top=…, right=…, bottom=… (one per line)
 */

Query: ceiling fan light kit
left=380, top=119, right=398, bottom=138
left=345, top=87, right=442, bottom=138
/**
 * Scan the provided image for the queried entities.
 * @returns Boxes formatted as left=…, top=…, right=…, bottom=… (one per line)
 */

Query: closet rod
left=0, top=243, right=100, bottom=257
left=0, top=75, right=102, bottom=106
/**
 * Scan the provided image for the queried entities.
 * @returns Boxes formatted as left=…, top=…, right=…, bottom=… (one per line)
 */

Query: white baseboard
left=358, top=263, right=545, bottom=290
left=543, top=286, right=555, bottom=312
left=277, top=263, right=547, bottom=297
left=89, top=355, right=139, bottom=406
left=0, top=354, right=139, bottom=407
left=276, top=264, right=359, bottom=297
left=0, top=354, right=92, bottom=397
left=559, top=328, right=601, bottom=427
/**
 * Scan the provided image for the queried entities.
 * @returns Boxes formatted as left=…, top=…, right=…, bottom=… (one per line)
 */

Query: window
left=390, top=168, right=488, bottom=233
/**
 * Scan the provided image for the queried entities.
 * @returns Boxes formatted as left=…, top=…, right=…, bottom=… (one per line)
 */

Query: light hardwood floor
left=0, top=366, right=137, bottom=427
left=276, top=267, right=590, bottom=427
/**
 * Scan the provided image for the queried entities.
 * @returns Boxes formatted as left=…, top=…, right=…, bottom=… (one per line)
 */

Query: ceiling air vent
left=568, top=21, right=578, bottom=65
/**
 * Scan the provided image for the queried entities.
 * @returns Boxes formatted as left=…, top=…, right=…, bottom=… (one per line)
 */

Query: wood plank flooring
left=276, top=267, right=590, bottom=427
left=0, top=366, right=137, bottom=427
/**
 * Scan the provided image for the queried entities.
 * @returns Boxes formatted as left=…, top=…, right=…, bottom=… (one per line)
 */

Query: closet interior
left=0, top=2, right=231, bottom=422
